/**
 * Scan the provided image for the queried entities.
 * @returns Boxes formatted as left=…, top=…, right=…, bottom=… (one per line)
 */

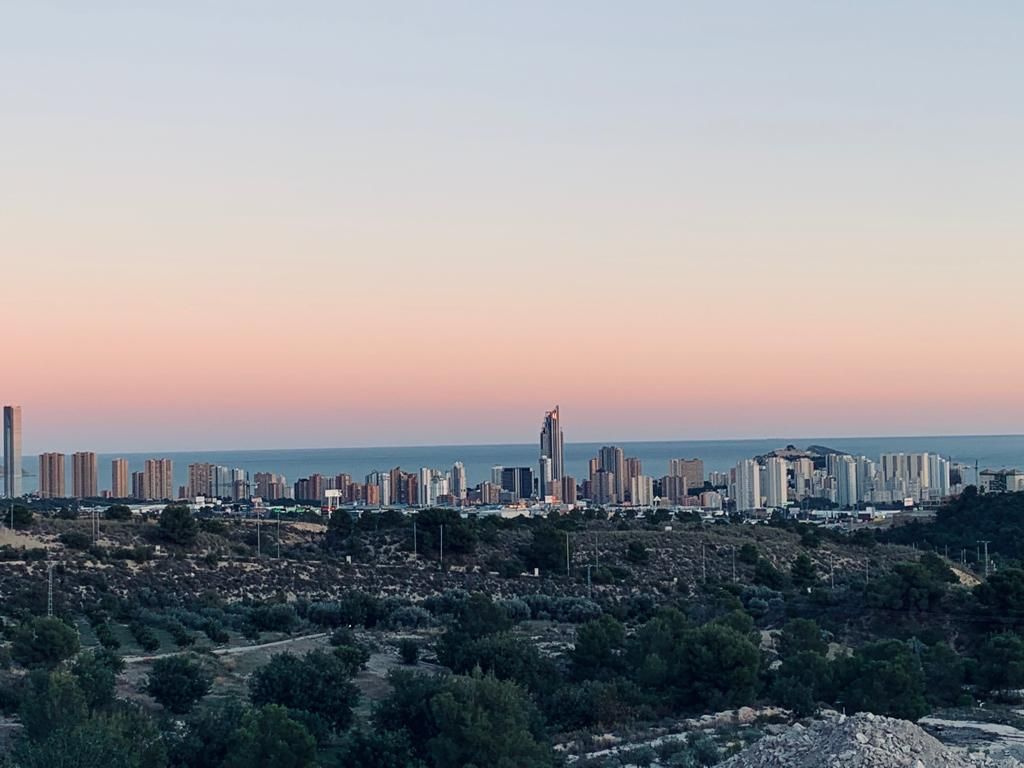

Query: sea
left=17, top=434, right=1024, bottom=495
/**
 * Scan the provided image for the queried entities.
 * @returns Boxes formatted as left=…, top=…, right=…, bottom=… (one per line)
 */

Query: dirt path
left=123, top=632, right=328, bottom=664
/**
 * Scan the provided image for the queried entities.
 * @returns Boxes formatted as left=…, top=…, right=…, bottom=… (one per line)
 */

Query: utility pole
left=413, top=518, right=417, bottom=558
left=276, top=508, right=281, bottom=559
left=731, top=545, right=737, bottom=583
left=865, top=558, right=870, bottom=585
left=46, top=561, right=55, bottom=618
left=701, top=542, right=707, bottom=583
left=830, top=553, right=835, bottom=591
left=565, top=532, right=571, bottom=578
left=439, top=524, right=444, bottom=567
left=979, top=540, right=991, bottom=577
left=586, top=564, right=593, bottom=599
left=256, top=508, right=261, bottom=557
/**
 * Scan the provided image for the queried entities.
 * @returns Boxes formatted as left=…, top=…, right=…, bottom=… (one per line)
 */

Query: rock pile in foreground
left=718, top=713, right=1021, bottom=768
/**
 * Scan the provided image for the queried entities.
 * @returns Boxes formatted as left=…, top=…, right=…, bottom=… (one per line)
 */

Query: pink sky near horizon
left=3, top=3, right=1023, bottom=452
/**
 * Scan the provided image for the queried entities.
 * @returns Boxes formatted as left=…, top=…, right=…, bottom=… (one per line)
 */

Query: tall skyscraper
left=143, top=458, right=174, bottom=501
left=598, top=446, right=626, bottom=503
left=763, top=457, right=788, bottom=508
left=72, top=451, right=98, bottom=498
left=187, top=463, right=214, bottom=497
left=835, top=455, right=858, bottom=508
left=539, top=406, right=565, bottom=480
left=451, top=462, right=467, bottom=500
left=38, top=453, right=65, bottom=498
left=111, top=458, right=129, bottom=498
left=3, top=405, right=22, bottom=498
left=669, top=458, right=704, bottom=490
left=731, top=459, right=761, bottom=512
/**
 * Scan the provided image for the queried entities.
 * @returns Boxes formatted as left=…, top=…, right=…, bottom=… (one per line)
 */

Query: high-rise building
left=38, top=453, right=65, bottom=498
left=143, top=458, right=174, bottom=501
left=187, top=463, right=213, bottom=497
left=254, top=472, right=288, bottom=500
left=560, top=475, right=578, bottom=505
left=540, top=406, right=565, bottom=480
left=835, top=455, right=858, bottom=508
left=630, top=475, right=654, bottom=506
left=3, top=405, right=22, bottom=498
left=591, top=469, right=616, bottom=505
left=598, top=446, right=626, bottom=503
left=624, top=457, right=642, bottom=502
left=451, top=462, right=467, bottom=500
left=731, top=459, right=761, bottom=512
left=500, top=467, right=534, bottom=501
left=538, top=455, right=553, bottom=497
left=669, top=458, right=704, bottom=491
left=791, top=458, right=814, bottom=498
left=111, top=458, right=129, bottom=498
left=131, top=471, right=145, bottom=500
left=763, top=457, right=788, bottom=508
left=72, top=452, right=98, bottom=498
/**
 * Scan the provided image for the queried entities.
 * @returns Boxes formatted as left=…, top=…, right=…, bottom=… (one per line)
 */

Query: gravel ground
left=718, top=713, right=1024, bottom=768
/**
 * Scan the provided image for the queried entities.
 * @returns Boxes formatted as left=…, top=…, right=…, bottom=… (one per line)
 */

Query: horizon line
left=15, top=430, right=1024, bottom=458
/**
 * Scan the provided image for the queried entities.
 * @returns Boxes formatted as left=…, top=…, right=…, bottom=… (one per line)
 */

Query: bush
left=128, top=622, right=160, bottom=653
left=398, top=639, right=419, bottom=665
left=158, top=505, right=199, bottom=546
left=11, top=617, right=81, bottom=669
left=59, top=531, right=93, bottom=550
left=146, top=655, right=212, bottom=714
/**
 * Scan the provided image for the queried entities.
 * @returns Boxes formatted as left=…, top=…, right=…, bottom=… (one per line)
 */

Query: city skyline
left=3, top=4, right=1023, bottom=450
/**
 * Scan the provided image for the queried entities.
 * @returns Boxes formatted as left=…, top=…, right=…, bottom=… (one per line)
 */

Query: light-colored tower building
left=72, top=451, right=98, bottom=498
left=111, top=458, right=129, bottom=498
left=538, top=456, right=553, bottom=497
left=539, top=406, right=565, bottom=481
left=143, top=458, right=174, bottom=501
left=630, top=475, right=654, bottom=507
left=38, top=452, right=65, bottom=498
left=763, top=457, right=788, bottom=508
left=3, top=405, right=22, bottom=498
left=835, top=455, right=859, bottom=509
left=731, top=459, right=762, bottom=512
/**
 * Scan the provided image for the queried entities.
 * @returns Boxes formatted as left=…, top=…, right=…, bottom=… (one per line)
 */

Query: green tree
left=427, top=672, right=553, bottom=768
left=335, top=726, right=426, bottom=768
left=11, top=617, right=81, bottom=669
left=222, top=705, right=317, bottom=768
left=10, top=503, right=34, bottom=529
left=248, top=650, right=359, bottom=731
left=790, top=554, right=817, bottom=589
left=373, top=671, right=447, bottom=758
left=158, top=505, right=198, bottom=546
left=398, top=639, right=419, bottom=665
left=520, top=525, right=566, bottom=574
left=145, top=655, right=212, bottom=714
left=770, top=651, right=833, bottom=717
left=976, top=632, right=1024, bottom=697
left=676, top=623, right=761, bottom=710
left=9, top=706, right=166, bottom=768
left=625, top=541, right=650, bottom=564
left=19, top=670, right=88, bottom=742
left=778, top=619, right=827, bottom=659
left=168, top=697, right=247, bottom=768
left=922, top=642, right=967, bottom=707
left=104, top=504, right=133, bottom=520
left=572, top=614, right=626, bottom=680
left=72, top=649, right=125, bottom=711
left=833, top=640, right=928, bottom=719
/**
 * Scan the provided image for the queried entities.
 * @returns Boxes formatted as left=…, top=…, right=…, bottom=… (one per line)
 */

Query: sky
left=2, top=2, right=1022, bottom=453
